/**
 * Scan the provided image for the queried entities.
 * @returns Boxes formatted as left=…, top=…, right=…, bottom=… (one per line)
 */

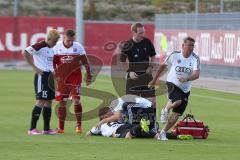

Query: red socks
left=58, top=106, right=66, bottom=130
left=74, top=104, right=82, bottom=128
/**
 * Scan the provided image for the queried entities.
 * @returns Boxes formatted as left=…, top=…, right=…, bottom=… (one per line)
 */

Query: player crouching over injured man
left=86, top=106, right=158, bottom=139
left=87, top=95, right=186, bottom=140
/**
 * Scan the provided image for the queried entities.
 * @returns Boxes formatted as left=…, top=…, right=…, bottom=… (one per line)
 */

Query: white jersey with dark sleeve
left=90, top=122, right=124, bottom=137
left=111, top=96, right=152, bottom=112
left=164, top=51, right=200, bottom=93
left=25, top=41, right=54, bottom=72
left=105, top=96, right=152, bottom=123
left=53, top=41, right=86, bottom=55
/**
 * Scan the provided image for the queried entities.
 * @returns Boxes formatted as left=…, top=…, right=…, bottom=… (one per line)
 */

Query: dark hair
left=131, top=22, right=144, bottom=33
left=64, top=29, right=75, bottom=37
left=184, top=36, right=195, bottom=43
left=98, top=107, right=111, bottom=117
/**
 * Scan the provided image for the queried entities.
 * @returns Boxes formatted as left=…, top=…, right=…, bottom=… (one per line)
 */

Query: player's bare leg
left=160, top=100, right=181, bottom=123
left=158, top=112, right=180, bottom=140
left=125, top=132, right=133, bottom=139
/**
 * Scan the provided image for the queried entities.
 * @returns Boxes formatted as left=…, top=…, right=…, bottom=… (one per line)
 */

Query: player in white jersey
left=87, top=99, right=157, bottom=139
left=87, top=106, right=124, bottom=137
left=149, top=37, right=200, bottom=140
left=90, top=95, right=159, bottom=139
left=96, top=94, right=153, bottom=127
left=22, top=29, right=60, bottom=135
left=87, top=121, right=125, bottom=137
left=87, top=104, right=189, bottom=140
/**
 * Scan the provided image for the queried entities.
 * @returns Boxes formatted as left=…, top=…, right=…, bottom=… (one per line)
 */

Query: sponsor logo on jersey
left=47, top=57, right=53, bottom=61
left=60, top=55, right=74, bottom=63
left=175, top=66, right=192, bottom=73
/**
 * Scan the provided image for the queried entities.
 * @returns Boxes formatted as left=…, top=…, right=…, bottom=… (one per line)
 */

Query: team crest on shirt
left=177, top=59, right=181, bottom=64
left=134, top=54, right=138, bottom=58
left=73, top=48, right=77, bottom=52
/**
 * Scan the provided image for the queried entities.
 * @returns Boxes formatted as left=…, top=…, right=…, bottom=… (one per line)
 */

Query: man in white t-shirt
left=149, top=36, right=200, bottom=140
left=22, top=29, right=60, bottom=135
left=96, top=94, right=153, bottom=126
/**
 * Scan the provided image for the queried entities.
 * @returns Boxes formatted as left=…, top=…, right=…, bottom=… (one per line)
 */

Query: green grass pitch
left=0, top=70, right=239, bottom=160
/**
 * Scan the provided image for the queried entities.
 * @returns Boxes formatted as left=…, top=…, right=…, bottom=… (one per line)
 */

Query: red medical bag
left=172, top=114, right=209, bottom=139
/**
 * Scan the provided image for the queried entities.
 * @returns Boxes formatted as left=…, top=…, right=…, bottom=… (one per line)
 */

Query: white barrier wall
left=155, top=13, right=240, bottom=79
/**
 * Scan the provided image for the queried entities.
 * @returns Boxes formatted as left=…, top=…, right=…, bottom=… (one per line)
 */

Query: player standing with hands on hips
left=149, top=37, right=200, bottom=140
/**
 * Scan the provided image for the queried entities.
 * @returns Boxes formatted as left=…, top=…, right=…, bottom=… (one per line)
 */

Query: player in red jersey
left=53, top=29, right=92, bottom=134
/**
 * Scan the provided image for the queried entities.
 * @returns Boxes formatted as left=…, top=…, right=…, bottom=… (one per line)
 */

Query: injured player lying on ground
left=86, top=106, right=158, bottom=138
left=87, top=95, right=191, bottom=140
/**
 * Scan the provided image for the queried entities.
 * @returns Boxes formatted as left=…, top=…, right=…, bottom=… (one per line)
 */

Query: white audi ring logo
left=175, top=66, right=192, bottom=73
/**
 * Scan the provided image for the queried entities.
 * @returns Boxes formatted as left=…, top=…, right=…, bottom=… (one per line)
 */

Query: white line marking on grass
left=192, top=94, right=240, bottom=104
left=193, top=86, right=240, bottom=95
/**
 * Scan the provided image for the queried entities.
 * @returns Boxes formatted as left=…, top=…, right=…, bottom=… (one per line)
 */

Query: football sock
left=160, top=129, right=166, bottom=134
left=42, top=107, right=52, bottom=131
left=58, top=107, right=66, bottom=130
left=164, top=107, right=168, bottom=112
left=30, top=105, right=42, bottom=130
left=74, top=104, right=82, bottom=128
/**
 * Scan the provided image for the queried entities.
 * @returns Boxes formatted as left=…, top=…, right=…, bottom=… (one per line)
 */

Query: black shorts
left=34, top=72, right=55, bottom=100
left=115, top=124, right=157, bottom=138
left=115, top=124, right=133, bottom=138
left=166, top=82, right=190, bottom=115
left=126, top=72, right=155, bottom=97
left=130, top=124, right=157, bottom=138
